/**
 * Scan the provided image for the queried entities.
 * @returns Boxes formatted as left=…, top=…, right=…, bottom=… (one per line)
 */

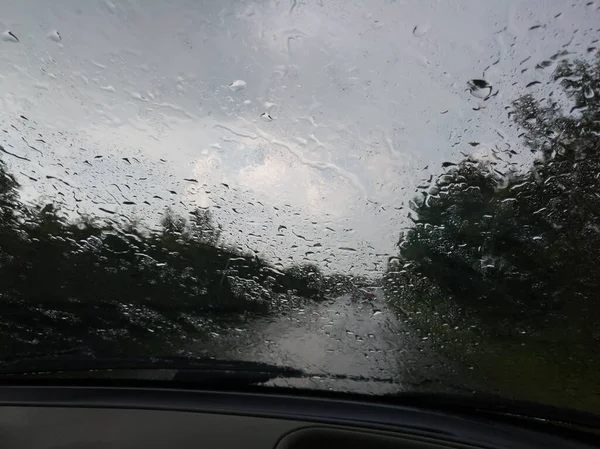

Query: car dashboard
left=0, top=384, right=597, bottom=449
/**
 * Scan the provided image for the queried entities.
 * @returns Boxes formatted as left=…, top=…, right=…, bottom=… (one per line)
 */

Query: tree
left=385, top=51, right=600, bottom=338
left=160, top=208, right=187, bottom=237
left=188, top=208, right=221, bottom=246
left=0, top=161, right=352, bottom=358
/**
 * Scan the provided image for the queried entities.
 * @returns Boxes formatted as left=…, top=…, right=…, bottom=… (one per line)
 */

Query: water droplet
left=526, top=81, right=542, bottom=88
left=535, top=60, right=553, bottom=70
left=412, top=23, right=430, bottom=37
left=228, top=79, right=247, bottom=91
left=104, top=0, right=117, bottom=13
left=47, top=29, right=61, bottom=42
left=467, top=79, right=492, bottom=99
left=1, top=30, right=19, bottom=43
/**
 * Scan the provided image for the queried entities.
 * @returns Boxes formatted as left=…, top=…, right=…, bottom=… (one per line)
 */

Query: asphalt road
left=197, top=290, right=463, bottom=394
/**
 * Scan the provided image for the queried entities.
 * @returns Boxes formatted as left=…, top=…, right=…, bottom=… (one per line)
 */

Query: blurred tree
left=385, top=52, right=600, bottom=338
left=188, top=208, right=221, bottom=246
left=160, top=208, right=187, bottom=237
left=282, top=263, right=325, bottom=300
left=0, top=159, right=19, bottom=219
left=0, top=158, right=356, bottom=358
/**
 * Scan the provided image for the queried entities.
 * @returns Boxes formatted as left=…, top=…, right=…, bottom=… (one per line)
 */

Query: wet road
left=197, top=290, right=459, bottom=394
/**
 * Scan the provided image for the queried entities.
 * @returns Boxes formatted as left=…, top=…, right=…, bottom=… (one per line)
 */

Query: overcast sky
left=1, top=0, right=599, bottom=274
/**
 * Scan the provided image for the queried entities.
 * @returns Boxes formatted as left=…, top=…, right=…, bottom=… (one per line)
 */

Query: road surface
left=195, top=290, right=464, bottom=394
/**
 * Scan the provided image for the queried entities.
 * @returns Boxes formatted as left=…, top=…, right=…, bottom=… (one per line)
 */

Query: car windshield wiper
left=0, top=353, right=396, bottom=389
left=0, top=354, right=304, bottom=386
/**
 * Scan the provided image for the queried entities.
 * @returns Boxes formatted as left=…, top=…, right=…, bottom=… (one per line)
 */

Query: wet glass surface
left=1, top=0, right=600, bottom=412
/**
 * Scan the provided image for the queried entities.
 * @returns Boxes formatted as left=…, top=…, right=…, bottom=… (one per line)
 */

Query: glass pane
left=1, top=0, right=599, bottom=414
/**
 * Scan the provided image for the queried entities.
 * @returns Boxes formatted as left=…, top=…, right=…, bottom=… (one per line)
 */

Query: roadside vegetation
left=0, top=158, right=355, bottom=358
left=384, top=52, right=600, bottom=413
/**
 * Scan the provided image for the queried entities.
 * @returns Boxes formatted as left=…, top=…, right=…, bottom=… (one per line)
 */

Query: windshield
left=1, top=0, right=600, bottom=414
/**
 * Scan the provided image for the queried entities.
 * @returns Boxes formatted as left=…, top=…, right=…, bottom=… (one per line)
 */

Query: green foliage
left=387, top=52, right=600, bottom=336
left=279, top=264, right=366, bottom=299
left=0, top=159, right=19, bottom=225
left=0, top=167, right=349, bottom=357
left=384, top=52, right=600, bottom=411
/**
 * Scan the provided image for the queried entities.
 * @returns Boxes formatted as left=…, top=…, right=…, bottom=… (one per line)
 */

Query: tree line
left=383, top=51, right=600, bottom=408
left=0, top=158, right=356, bottom=358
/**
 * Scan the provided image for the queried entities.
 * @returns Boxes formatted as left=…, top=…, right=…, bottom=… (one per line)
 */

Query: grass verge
left=386, top=293, right=600, bottom=414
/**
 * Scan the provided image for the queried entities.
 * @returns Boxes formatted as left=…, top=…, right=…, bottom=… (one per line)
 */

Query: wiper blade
left=0, top=354, right=395, bottom=388
left=0, top=356, right=329, bottom=390
left=0, top=354, right=301, bottom=373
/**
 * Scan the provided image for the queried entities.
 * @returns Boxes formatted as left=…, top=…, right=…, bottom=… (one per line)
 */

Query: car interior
left=0, top=384, right=597, bottom=449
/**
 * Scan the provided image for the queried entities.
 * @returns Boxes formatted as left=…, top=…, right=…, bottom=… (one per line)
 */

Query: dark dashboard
left=0, top=385, right=596, bottom=449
